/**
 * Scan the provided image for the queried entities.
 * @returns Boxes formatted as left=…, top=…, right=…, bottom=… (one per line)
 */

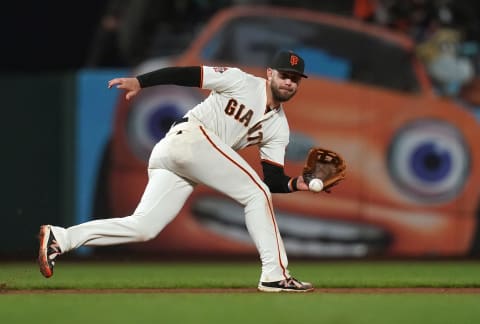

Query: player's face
left=270, top=70, right=302, bottom=102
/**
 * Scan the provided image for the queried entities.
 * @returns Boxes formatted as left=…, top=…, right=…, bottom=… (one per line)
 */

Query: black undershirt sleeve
left=261, top=161, right=297, bottom=193
left=136, top=66, right=202, bottom=88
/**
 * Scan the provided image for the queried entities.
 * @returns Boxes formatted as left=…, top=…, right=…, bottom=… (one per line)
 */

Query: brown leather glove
left=302, top=147, right=347, bottom=193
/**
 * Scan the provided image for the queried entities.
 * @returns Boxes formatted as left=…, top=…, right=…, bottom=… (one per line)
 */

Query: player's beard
left=270, top=80, right=296, bottom=102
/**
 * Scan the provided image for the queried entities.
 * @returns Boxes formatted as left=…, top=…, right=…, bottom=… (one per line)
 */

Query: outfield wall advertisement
left=76, top=69, right=480, bottom=258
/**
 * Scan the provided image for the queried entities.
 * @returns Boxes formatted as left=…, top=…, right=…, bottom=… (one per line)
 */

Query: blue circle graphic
left=410, top=142, right=451, bottom=183
left=147, top=104, right=182, bottom=141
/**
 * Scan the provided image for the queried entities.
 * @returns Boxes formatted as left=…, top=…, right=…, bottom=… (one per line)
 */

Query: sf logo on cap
left=290, top=54, right=299, bottom=66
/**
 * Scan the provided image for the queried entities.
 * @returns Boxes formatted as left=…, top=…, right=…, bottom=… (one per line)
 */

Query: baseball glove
left=302, top=147, right=347, bottom=193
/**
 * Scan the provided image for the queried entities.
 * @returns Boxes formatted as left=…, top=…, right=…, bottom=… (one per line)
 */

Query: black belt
left=172, top=116, right=188, bottom=126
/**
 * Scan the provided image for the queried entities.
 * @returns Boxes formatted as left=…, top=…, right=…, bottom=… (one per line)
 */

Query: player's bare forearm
left=108, top=77, right=141, bottom=100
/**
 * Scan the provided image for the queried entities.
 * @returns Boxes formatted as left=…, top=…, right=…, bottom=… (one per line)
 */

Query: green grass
left=1, top=293, right=479, bottom=324
left=1, top=260, right=480, bottom=324
left=1, top=260, right=480, bottom=289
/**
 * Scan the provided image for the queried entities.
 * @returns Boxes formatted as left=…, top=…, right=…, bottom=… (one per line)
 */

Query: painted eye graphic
left=388, top=119, right=470, bottom=203
left=126, top=86, right=202, bottom=161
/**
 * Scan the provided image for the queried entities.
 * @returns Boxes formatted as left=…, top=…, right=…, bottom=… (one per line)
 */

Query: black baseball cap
left=269, top=50, right=308, bottom=78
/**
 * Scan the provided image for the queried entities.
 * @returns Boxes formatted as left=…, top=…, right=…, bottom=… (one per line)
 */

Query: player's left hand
left=295, top=175, right=309, bottom=191
left=108, top=77, right=141, bottom=100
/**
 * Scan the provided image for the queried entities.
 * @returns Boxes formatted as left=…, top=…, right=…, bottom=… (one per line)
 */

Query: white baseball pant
left=51, top=121, right=291, bottom=282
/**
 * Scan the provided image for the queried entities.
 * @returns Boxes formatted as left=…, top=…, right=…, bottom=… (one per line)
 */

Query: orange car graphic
left=95, top=6, right=480, bottom=257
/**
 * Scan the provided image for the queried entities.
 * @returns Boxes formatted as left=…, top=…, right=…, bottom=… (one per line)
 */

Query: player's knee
left=134, top=225, right=159, bottom=242
left=260, top=182, right=272, bottom=199
left=246, top=184, right=271, bottom=204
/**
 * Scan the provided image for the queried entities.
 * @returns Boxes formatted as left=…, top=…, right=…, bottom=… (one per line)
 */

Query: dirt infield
left=2, top=287, right=480, bottom=294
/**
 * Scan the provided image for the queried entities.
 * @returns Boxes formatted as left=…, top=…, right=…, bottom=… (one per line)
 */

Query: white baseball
left=308, top=179, right=324, bottom=192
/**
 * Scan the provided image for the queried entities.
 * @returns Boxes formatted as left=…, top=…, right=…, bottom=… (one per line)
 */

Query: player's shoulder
left=224, top=67, right=247, bottom=78
left=204, top=66, right=261, bottom=80
left=203, top=66, right=241, bottom=75
left=234, top=68, right=266, bottom=87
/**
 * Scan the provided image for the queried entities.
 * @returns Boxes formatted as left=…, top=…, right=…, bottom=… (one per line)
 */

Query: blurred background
left=3, top=0, right=480, bottom=260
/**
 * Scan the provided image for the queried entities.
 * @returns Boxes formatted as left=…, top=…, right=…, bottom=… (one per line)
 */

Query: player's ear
left=266, top=68, right=273, bottom=80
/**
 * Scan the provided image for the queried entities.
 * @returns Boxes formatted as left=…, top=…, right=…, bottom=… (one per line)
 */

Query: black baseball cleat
left=258, top=277, right=314, bottom=292
left=38, top=225, right=62, bottom=278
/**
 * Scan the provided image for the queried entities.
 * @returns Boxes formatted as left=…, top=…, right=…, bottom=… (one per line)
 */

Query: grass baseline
left=2, top=287, right=480, bottom=294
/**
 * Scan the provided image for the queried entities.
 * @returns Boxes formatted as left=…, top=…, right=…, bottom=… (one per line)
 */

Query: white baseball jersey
left=187, top=66, right=290, bottom=166
left=50, top=65, right=293, bottom=284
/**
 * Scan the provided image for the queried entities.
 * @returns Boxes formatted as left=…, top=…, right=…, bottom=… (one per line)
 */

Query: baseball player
left=39, top=50, right=315, bottom=292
